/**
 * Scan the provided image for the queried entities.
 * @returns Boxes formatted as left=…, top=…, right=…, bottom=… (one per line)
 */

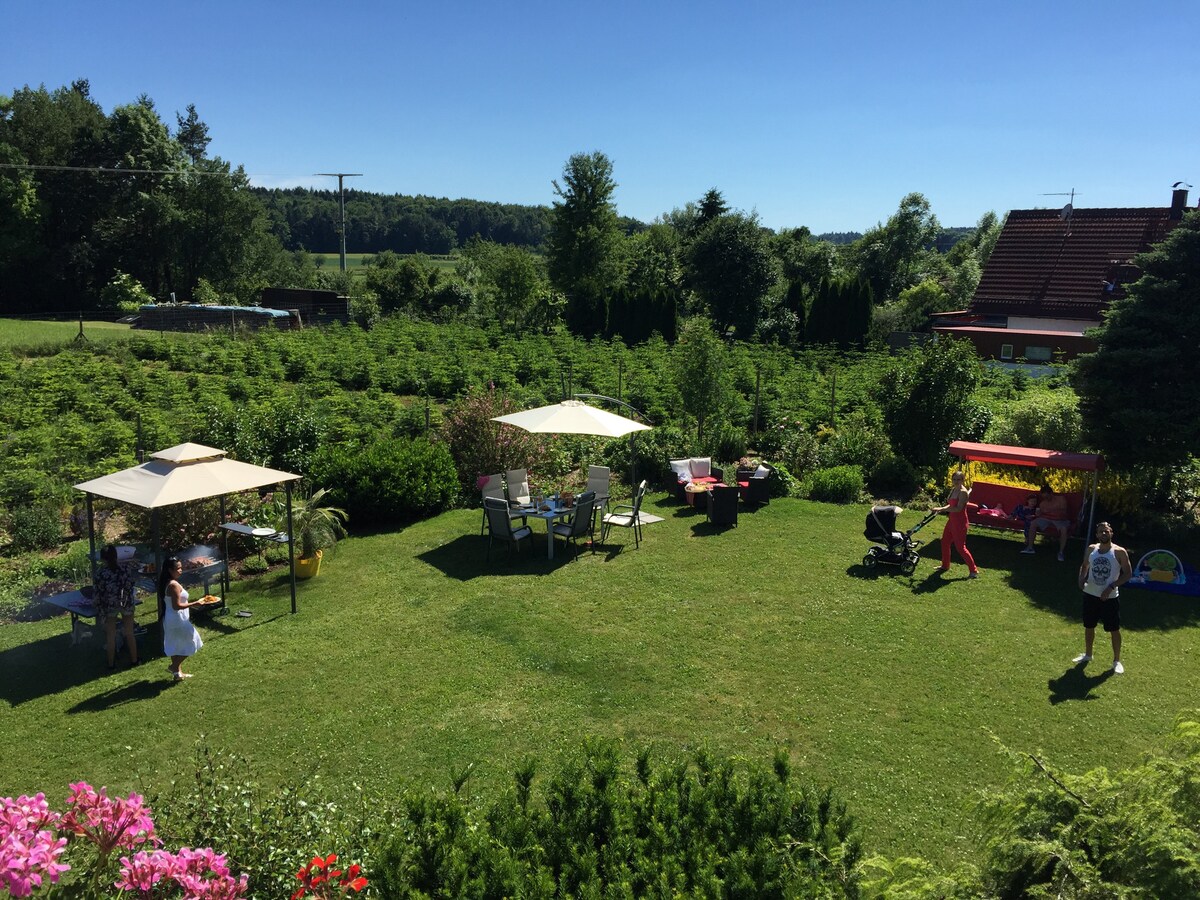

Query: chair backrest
left=570, top=491, right=596, bottom=536
left=585, top=465, right=610, bottom=496
left=505, top=469, right=530, bottom=505
left=630, top=480, right=648, bottom=515
left=484, top=497, right=516, bottom=538
left=480, top=473, right=505, bottom=503
left=708, top=484, right=738, bottom=523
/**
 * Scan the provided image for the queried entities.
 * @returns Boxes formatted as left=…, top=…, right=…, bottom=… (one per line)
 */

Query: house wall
left=932, top=326, right=1096, bottom=362
left=1007, top=316, right=1096, bottom=333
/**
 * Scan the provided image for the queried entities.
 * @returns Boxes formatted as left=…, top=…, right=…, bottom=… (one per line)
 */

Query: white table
left=42, top=589, right=143, bottom=646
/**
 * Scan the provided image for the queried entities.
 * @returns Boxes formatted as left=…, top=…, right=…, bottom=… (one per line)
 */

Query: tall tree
left=686, top=212, right=777, bottom=338
left=1072, top=210, right=1200, bottom=476
left=174, top=103, right=211, bottom=164
left=546, top=151, right=623, bottom=337
left=880, top=336, right=985, bottom=469
left=673, top=317, right=729, bottom=442
left=846, top=192, right=941, bottom=305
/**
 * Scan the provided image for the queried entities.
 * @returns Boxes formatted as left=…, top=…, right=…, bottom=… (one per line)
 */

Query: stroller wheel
left=900, top=553, right=919, bottom=576
left=863, top=551, right=878, bottom=568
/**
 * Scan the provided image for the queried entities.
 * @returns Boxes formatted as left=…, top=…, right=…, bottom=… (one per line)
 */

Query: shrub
left=764, top=460, right=801, bottom=498
left=313, top=437, right=458, bottom=525
left=6, top=501, right=64, bottom=552
left=818, top=411, right=891, bottom=470
left=440, top=384, right=548, bottom=496
left=374, top=740, right=862, bottom=898
left=805, top=465, right=865, bottom=504
left=604, top=424, right=691, bottom=488
left=708, top=421, right=747, bottom=465
left=867, top=455, right=920, bottom=500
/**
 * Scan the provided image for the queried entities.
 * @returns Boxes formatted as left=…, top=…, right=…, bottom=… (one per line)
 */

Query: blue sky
left=5, top=1, right=1198, bottom=232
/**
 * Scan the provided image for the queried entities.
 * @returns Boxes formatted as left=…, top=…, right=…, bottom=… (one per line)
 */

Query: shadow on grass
left=418, top=534, right=577, bottom=580
left=1048, top=662, right=1114, bottom=704
left=689, top=520, right=735, bottom=537
left=67, top=674, right=178, bottom=713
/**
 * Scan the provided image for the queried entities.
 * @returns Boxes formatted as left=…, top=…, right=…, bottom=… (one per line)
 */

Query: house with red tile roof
left=933, top=187, right=1194, bottom=363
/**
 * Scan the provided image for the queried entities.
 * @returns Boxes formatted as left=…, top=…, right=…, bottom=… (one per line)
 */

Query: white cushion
left=669, top=458, right=692, bottom=482
left=690, top=457, right=712, bottom=478
left=755, top=465, right=770, bottom=478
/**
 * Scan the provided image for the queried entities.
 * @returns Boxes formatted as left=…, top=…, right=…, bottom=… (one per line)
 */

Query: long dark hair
left=101, top=544, right=119, bottom=571
left=157, top=556, right=181, bottom=602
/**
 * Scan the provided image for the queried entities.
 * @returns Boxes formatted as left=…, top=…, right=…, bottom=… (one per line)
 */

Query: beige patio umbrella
left=491, top=399, right=652, bottom=437
left=75, top=443, right=303, bottom=614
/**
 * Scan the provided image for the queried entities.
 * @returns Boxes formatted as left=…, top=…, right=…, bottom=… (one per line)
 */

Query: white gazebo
left=74, top=443, right=303, bottom=614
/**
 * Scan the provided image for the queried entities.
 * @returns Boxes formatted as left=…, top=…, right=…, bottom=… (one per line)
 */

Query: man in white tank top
left=1073, top=521, right=1132, bottom=673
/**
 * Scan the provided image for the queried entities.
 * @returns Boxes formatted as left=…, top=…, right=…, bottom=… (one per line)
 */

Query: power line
left=0, top=162, right=236, bottom=177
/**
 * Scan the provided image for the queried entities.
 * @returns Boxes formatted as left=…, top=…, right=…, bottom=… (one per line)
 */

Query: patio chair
left=505, top=468, right=532, bottom=506
left=484, top=497, right=533, bottom=561
left=585, top=465, right=611, bottom=523
left=706, top=484, right=739, bottom=527
left=551, top=490, right=597, bottom=560
left=736, top=464, right=772, bottom=508
left=479, top=472, right=505, bottom=535
left=602, top=480, right=648, bottom=548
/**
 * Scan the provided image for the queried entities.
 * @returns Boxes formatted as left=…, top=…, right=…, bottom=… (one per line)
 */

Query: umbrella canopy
left=74, top=443, right=300, bottom=509
left=492, top=400, right=652, bottom=438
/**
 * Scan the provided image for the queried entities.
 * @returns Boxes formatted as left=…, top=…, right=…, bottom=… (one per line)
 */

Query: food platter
left=194, top=594, right=222, bottom=606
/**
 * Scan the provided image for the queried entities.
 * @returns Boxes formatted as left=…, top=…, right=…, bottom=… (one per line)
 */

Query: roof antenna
left=1041, top=188, right=1077, bottom=235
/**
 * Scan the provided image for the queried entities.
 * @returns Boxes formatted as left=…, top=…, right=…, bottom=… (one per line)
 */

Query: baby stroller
left=863, top=506, right=938, bottom=575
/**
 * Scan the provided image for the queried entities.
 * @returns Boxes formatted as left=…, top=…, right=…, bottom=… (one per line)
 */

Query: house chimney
left=1170, top=187, right=1188, bottom=219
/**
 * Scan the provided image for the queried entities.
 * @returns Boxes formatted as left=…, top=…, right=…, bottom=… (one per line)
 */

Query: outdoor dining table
left=42, top=588, right=143, bottom=646
left=516, top=498, right=573, bottom=560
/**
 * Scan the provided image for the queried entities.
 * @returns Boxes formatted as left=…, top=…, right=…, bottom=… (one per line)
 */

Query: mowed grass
left=2, top=497, right=1198, bottom=866
left=307, top=252, right=458, bottom=276
left=0, top=319, right=134, bottom=351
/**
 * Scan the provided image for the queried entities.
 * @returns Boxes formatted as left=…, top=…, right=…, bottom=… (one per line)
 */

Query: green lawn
left=2, top=497, right=1197, bottom=866
left=0, top=319, right=134, bottom=351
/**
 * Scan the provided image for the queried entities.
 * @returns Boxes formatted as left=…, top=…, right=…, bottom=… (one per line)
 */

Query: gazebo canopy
left=74, top=443, right=300, bottom=509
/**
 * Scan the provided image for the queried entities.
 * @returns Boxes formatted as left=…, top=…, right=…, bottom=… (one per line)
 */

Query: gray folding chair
left=585, top=465, right=611, bottom=529
left=602, top=480, right=648, bottom=548
left=505, top=468, right=531, bottom=506
left=551, top=491, right=596, bottom=560
left=479, top=472, right=505, bottom=535
left=484, top=497, right=533, bottom=561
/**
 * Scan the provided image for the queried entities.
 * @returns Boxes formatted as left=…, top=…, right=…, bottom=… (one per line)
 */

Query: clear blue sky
left=6, top=1, right=1198, bottom=233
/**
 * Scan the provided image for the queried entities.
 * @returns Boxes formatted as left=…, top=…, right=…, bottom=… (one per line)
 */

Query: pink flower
left=60, top=782, right=158, bottom=858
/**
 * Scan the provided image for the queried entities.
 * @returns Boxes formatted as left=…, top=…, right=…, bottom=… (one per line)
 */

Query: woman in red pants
left=933, top=470, right=979, bottom=578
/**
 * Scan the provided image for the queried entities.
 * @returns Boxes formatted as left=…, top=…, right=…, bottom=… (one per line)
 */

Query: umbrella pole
left=286, top=480, right=297, bottom=614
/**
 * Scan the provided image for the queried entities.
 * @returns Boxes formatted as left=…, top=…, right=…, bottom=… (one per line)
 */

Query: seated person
left=865, top=502, right=904, bottom=549
left=1023, top=485, right=1071, bottom=559
left=1011, top=493, right=1040, bottom=538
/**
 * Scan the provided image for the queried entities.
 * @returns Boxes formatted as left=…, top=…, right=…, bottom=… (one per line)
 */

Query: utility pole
left=315, top=172, right=362, bottom=271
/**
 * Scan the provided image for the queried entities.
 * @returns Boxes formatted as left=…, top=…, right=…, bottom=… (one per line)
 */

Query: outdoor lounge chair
left=479, top=472, right=505, bottom=535
left=484, top=497, right=533, bottom=560
left=736, top=464, right=772, bottom=508
left=551, top=490, right=597, bottom=559
left=602, top=480, right=648, bottom=548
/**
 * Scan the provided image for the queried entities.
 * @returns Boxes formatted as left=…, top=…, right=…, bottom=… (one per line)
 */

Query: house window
left=1000, top=343, right=1014, bottom=360
left=1025, top=346, right=1052, bottom=362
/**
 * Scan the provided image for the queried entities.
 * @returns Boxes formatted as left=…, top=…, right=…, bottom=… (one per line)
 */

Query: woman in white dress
left=157, top=557, right=203, bottom=680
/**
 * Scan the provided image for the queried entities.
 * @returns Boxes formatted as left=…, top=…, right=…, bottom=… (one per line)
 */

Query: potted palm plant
left=281, top=488, right=348, bottom=578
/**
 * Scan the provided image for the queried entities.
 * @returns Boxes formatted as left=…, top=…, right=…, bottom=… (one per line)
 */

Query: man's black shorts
left=1082, top=593, right=1120, bottom=631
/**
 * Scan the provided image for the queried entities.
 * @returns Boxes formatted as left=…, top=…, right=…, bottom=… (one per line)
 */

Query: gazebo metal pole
left=1084, top=469, right=1099, bottom=551
left=85, top=494, right=97, bottom=585
left=219, top=496, right=229, bottom=597
left=285, top=481, right=297, bottom=614
left=151, top=509, right=163, bottom=622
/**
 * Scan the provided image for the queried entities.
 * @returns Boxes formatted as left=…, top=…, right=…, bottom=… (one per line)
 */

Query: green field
left=0, top=319, right=134, bottom=350
left=307, top=252, right=458, bottom=275
left=2, top=498, right=1196, bottom=867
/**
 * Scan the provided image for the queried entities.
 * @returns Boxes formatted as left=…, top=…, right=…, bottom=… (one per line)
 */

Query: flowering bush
left=292, top=854, right=368, bottom=900
left=0, top=783, right=251, bottom=899
left=0, top=793, right=69, bottom=897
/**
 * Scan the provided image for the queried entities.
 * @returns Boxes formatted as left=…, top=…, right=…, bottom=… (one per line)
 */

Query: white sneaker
left=1072, top=653, right=1091, bottom=664
left=1057, top=552, right=1065, bottom=561
left=1113, top=661, right=1124, bottom=674
left=1021, top=548, right=1035, bottom=555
